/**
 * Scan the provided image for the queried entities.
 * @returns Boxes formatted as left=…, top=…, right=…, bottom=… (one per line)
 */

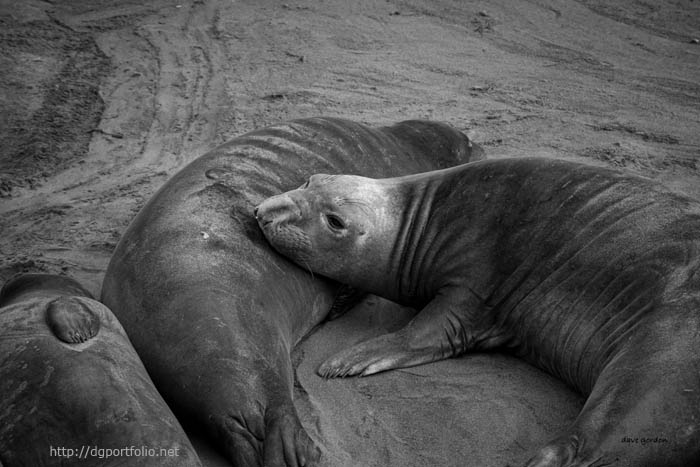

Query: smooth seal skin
left=0, top=273, right=200, bottom=467
left=101, top=117, right=483, bottom=467
left=256, top=157, right=700, bottom=467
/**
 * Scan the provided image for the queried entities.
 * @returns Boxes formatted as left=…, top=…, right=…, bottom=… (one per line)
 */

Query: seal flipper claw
left=46, top=297, right=100, bottom=344
left=317, top=329, right=438, bottom=378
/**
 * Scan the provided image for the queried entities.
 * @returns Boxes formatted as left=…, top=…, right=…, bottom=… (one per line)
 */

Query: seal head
left=256, top=174, right=398, bottom=292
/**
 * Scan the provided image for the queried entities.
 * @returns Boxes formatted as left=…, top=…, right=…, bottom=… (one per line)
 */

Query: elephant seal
left=101, top=117, right=483, bottom=467
left=0, top=273, right=200, bottom=467
left=256, top=157, right=700, bottom=467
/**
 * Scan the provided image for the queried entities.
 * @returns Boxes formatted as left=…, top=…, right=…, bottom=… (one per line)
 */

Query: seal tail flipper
left=46, top=297, right=100, bottom=344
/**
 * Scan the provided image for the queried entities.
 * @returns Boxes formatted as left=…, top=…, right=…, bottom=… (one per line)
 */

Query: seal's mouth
left=253, top=206, right=271, bottom=227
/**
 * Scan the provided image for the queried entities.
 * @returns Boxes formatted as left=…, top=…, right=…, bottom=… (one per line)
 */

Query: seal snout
left=255, top=194, right=303, bottom=228
left=255, top=193, right=314, bottom=262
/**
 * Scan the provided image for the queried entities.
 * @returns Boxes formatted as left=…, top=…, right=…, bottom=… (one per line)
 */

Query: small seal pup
left=256, top=157, right=700, bottom=467
left=101, top=117, right=483, bottom=467
left=0, top=273, right=200, bottom=467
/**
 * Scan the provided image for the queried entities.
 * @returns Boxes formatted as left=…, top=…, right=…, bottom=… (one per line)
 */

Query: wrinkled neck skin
left=327, top=179, right=406, bottom=301
left=352, top=165, right=490, bottom=308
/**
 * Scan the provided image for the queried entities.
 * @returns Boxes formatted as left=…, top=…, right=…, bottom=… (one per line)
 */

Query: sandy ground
left=1, top=0, right=699, bottom=466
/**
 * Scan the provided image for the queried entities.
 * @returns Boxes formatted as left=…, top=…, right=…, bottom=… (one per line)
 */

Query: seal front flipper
left=318, top=289, right=500, bottom=378
left=317, top=326, right=431, bottom=378
left=46, top=296, right=100, bottom=343
left=263, top=406, right=320, bottom=467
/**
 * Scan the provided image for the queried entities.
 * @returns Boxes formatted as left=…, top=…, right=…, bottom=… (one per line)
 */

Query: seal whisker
left=301, top=259, right=315, bottom=280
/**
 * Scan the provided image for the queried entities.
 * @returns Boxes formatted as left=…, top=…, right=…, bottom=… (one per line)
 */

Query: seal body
left=256, top=157, right=700, bottom=467
left=0, top=273, right=200, bottom=467
left=100, top=117, right=483, bottom=467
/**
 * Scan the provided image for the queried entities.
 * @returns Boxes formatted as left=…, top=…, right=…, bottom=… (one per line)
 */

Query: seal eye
left=300, top=180, right=310, bottom=189
left=325, top=214, right=346, bottom=231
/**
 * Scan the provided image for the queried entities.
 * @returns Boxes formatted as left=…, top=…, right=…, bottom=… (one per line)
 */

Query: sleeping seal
left=101, top=117, right=483, bottom=466
left=0, top=273, right=200, bottom=466
left=256, top=157, right=700, bottom=467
